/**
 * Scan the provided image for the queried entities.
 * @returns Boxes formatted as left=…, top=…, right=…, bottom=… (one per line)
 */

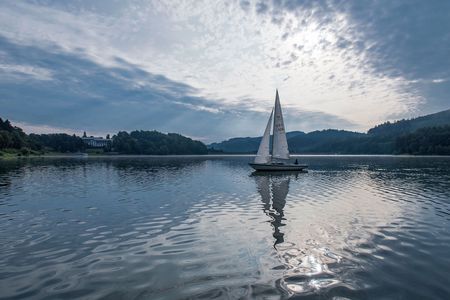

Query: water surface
left=1, top=156, right=450, bottom=299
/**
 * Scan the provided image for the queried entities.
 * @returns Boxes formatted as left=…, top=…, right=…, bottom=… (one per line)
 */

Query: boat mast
left=270, top=90, right=278, bottom=161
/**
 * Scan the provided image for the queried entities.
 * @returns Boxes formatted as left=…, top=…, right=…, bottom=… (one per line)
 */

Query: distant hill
left=208, top=131, right=305, bottom=153
left=368, top=109, right=450, bottom=136
left=208, top=129, right=363, bottom=154
left=288, top=130, right=365, bottom=153
left=395, top=125, right=450, bottom=155
left=208, top=109, right=450, bottom=155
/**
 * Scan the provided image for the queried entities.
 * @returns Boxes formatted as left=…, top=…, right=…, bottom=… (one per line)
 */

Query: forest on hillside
left=112, top=131, right=207, bottom=155
left=209, top=109, right=450, bottom=155
left=0, top=118, right=207, bottom=155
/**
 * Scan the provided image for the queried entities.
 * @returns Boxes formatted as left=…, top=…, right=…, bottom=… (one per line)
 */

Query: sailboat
left=249, top=90, right=308, bottom=172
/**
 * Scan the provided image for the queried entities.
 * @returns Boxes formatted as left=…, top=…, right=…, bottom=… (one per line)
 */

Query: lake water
left=1, top=156, right=450, bottom=299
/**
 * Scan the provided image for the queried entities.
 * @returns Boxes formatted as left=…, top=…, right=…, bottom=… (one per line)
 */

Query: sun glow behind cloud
left=0, top=0, right=447, bottom=141
left=118, top=1, right=424, bottom=126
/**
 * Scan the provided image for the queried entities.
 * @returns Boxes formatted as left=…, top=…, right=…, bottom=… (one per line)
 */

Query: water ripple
left=0, top=156, right=449, bottom=299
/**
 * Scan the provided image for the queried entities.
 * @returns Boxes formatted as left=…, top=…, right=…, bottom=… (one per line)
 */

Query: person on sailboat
left=294, top=159, right=298, bottom=165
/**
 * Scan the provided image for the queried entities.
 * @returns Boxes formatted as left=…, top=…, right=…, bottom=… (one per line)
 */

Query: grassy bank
left=0, top=148, right=119, bottom=159
left=0, top=148, right=44, bottom=158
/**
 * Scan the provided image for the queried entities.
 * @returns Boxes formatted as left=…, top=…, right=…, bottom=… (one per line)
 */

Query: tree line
left=0, top=118, right=86, bottom=154
left=112, top=131, right=207, bottom=155
left=0, top=118, right=208, bottom=155
left=287, top=127, right=450, bottom=155
left=395, top=126, right=450, bottom=155
left=1, top=116, right=449, bottom=156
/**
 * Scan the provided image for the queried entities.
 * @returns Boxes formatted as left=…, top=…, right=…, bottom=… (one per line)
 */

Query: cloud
left=0, top=35, right=354, bottom=143
left=431, top=78, right=448, bottom=84
left=247, top=0, right=450, bottom=116
left=0, top=0, right=448, bottom=142
left=11, top=121, right=91, bottom=137
left=0, top=63, right=53, bottom=81
left=255, top=1, right=269, bottom=14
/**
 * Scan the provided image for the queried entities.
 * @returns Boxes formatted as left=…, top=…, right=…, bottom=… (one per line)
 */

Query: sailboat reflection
left=253, top=172, right=293, bottom=248
left=252, top=171, right=347, bottom=296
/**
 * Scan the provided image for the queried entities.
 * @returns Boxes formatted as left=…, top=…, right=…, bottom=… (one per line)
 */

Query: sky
left=0, top=0, right=449, bottom=143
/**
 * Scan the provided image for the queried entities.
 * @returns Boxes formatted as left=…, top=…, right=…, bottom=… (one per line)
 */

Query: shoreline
left=2, top=153, right=450, bottom=159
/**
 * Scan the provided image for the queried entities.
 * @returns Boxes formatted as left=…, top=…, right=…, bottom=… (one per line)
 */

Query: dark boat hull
left=249, top=163, right=308, bottom=172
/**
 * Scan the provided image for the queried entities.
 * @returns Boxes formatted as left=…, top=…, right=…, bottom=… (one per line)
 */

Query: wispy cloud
left=0, top=63, right=53, bottom=81
left=431, top=78, right=448, bottom=84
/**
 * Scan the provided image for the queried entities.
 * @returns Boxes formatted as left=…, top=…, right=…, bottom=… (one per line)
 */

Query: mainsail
left=254, top=110, right=273, bottom=164
left=272, top=90, right=290, bottom=160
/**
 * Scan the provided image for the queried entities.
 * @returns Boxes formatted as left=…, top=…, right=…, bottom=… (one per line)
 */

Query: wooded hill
left=0, top=118, right=207, bottom=155
left=208, top=109, right=450, bottom=155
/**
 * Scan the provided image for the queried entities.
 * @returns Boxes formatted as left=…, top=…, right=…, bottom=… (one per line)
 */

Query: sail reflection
left=253, top=171, right=351, bottom=296
left=252, top=168, right=407, bottom=296
left=253, top=172, right=291, bottom=248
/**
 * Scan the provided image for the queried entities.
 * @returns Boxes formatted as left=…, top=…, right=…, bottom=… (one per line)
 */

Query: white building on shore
left=82, top=132, right=111, bottom=148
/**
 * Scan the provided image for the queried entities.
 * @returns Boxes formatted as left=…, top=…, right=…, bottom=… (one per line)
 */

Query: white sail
left=254, top=109, right=273, bottom=164
left=272, top=90, right=290, bottom=160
